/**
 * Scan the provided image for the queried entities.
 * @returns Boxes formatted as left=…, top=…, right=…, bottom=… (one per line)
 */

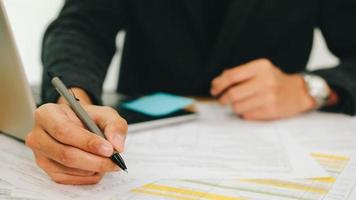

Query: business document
left=2, top=103, right=356, bottom=199
left=123, top=120, right=326, bottom=179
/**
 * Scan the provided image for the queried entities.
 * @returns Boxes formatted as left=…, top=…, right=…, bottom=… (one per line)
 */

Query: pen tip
left=124, top=170, right=128, bottom=173
left=110, top=153, right=127, bottom=171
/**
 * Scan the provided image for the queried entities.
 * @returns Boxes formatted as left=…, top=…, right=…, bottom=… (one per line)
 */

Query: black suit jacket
left=42, top=0, right=356, bottom=115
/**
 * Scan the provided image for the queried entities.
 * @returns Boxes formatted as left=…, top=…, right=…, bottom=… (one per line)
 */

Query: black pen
left=49, top=74, right=127, bottom=172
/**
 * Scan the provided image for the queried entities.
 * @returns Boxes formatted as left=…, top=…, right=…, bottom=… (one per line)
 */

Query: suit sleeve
left=311, top=0, right=356, bottom=115
left=41, top=0, right=126, bottom=105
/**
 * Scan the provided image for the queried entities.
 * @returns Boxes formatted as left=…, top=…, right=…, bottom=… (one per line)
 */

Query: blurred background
left=3, top=0, right=339, bottom=92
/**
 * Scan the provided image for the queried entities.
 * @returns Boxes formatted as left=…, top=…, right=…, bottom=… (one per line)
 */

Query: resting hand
left=211, top=58, right=317, bottom=120
left=26, top=95, right=127, bottom=185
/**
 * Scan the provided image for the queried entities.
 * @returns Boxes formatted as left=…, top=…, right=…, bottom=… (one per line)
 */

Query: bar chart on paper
left=119, top=152, right=356, bottom=200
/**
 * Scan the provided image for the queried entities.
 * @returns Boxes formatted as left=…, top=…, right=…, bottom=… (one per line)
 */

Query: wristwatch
left=302, top=74, right=331, bottom=109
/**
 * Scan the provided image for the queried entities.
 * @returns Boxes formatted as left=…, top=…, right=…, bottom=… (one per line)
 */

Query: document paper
left=122, top=103, right=327, bottom=179
left=122, top=152, right=356, bottom=200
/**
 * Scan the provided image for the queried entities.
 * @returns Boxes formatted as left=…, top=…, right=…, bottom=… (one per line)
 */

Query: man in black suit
left=26, top=0, right=356, bottom=184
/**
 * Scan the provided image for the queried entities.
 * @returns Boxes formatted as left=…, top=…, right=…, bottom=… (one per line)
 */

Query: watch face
left=304, top=74, right=330, bottom=108
left=310, top=76, right=330, bottom=99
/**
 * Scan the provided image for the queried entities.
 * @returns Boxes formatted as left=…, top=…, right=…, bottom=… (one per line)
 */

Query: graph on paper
left=120, top=152, right=356, bottom=200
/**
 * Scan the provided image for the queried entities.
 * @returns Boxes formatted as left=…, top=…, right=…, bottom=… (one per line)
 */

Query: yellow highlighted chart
left=311, top=152, right=349, bottom=175
left=124, top=152, right=355, bottom=200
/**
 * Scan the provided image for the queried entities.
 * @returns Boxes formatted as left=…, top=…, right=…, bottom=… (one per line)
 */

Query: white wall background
left=3, top=0, right=339, bottom=91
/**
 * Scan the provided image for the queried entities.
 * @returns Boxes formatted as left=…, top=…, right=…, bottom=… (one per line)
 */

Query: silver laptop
left=0, top=0, right=36, bottom=141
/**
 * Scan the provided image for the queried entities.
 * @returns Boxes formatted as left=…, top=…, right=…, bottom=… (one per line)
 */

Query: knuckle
left=34, top=104, right=53, bottom=122
left=91, top=175, right=103, bottom=184
left=86, top=136, right=100, bottom=152
left=97, top=160, right=108, bottom=172
left=259, top=58, right=272, bottom=66
left=212, top=78, right=218, bottom=86
left=49, top=174, right=67, bottom=185
left=34, top=109, right=42, bottom=122
left=25, top=132, right=36, bottom=149
left=102, top=106, right=117, bottom=115
left=261, top=64, right=272, bottom=72
left=222, top=69, right=231, bottom=77
left=52, top=122, right=69, bottom=139
left=106, top=115, right=128, bottom=135
left=38, top=103, right=55, bottom=112
left=58, top=149, right=75, bottom=166
left=259, top=62, right=274, bottom=73
left=222, top=69, right=235, bottom=81
left=97, top=160, right=112, bottom=172
left=117, top=117, right=128, bottom=133
left=35, top=157, right=49, bottom=170
left=120, top=117, right=128, bottom=127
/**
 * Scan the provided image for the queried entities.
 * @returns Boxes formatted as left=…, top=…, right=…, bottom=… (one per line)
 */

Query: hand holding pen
left=26, top=75, right=128, bottom=185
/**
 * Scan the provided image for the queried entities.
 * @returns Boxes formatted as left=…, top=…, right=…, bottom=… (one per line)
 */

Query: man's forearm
left=41, top=0, right=125, bottom=105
